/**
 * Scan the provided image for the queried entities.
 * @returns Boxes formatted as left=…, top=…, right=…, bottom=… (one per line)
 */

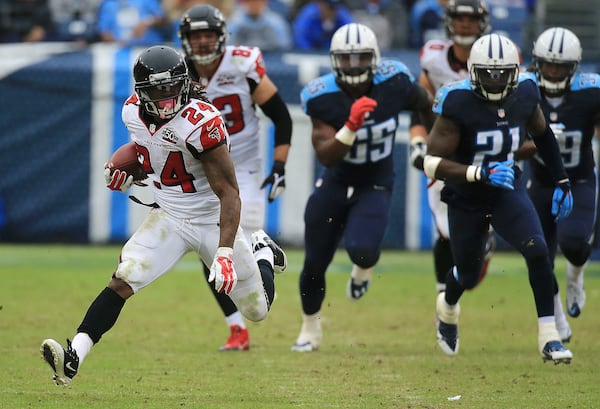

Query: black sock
left=434, top=237, right=454, bottom=284
left=77, top=287, right=126, bottom=344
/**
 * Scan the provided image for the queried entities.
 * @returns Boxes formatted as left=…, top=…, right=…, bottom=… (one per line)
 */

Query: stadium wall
left=0, top=43, right=598, bottom=257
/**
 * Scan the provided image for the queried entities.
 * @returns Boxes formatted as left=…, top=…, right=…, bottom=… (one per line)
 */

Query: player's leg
left=199, top=224, right=273, bottom=323
left=559, top=179, right=596, bottom=318
left=494, top=186, right=572, bottom=364
left=526, top=177, right=572, bottom=339
left=292, top=181, right=346, bottom=351
left=41, top=209, right=189, bottom=385
left=204, top=159, right=266, bottom=351
left=478, top=227, right=496, bottom=285
left=428, top=180, right=453, bottom=292
left=202, top=263, right=250, bottom=351
left=436, top=204, right=488, bottom=356
left=344, top=186, right=391, bottom=300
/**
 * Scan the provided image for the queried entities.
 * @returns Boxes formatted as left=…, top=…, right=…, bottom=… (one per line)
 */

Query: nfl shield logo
left=550, top=112, right=558, bottom=121
left=497, top=109, right=505, bottom=118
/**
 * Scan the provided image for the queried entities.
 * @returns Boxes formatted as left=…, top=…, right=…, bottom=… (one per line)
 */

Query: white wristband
left=423, top=155, right=442, bottom=178
left=410, top=135, right=426, bottom=145
left=215, top=246, right=233, bottom=258
left=465, top=165, right=481, bottom=182
left=334, top=125, right=356, bottom=146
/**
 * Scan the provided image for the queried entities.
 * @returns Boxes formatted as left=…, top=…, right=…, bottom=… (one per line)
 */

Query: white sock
left=566, top=261, right=585, bottom=282
left=298, top=312, right=322, bottom=344
left=225, top=311, right=246, bottom=329
left=71, top=333, right=93, bottom=366
left=351, top=265, right=373, bottom=282
left=254, top=246, right=274, bottom=267
left=553, top=292, right=567, bottom=323
left=538, top=317, right=560, bottom=352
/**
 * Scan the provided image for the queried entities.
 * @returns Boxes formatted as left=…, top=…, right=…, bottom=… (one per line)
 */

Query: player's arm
left=312, top=96, right=377, bottom=167
left=527, top=105, right=569, bottom=183
left=311, top=117, right=347, bottom=167
left=409, top=74, right=435, bottom=170
left=201, top=143, right=241, bottom=248
left=252, top=74, right=292, bottom=163
left=527, top=104, right=573, bottom=219
left=422, top=115, right=465, bottom=181
left=409, top=71, right=435, bottom=141
left=424, top=116, right=515, bottom=189
left=253, top=74, right=292, bottom=201
left=594, top=109, right=600, bottom=141
left=412, top=83, right=435, bottom=133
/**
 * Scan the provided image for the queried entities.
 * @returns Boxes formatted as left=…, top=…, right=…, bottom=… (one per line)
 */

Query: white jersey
left=419, top=39, right=468, bottom=92
left=121, top=94, right=229, bottom=221
left=199, top=45, right=266, bottom=165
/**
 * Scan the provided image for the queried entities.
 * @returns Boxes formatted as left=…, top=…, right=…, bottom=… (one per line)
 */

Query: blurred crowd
left=0, top=0, right=533, bottom=51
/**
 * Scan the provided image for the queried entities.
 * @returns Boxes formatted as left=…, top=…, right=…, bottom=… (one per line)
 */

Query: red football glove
left=208, top=247, right=238, bottom=295
left=345, top=96, right=378, bottom=132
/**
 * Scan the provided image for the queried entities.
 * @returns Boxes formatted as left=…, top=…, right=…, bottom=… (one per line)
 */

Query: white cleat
left=291, top=314, right=322, bottom=352
left=40, top=338, right=79, bottom=386
left=436, top=292, right=460, bottom=356
left=251, top=229, right=287, bottom=273
left=541, top=341, right=573, bottom=365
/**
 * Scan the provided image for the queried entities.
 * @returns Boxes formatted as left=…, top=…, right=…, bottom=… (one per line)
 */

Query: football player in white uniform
left=40, top=45, right=284, bottom=386
left=408, top=0, right=494, bottom=293
left=178, top=4, right=292, bottom=351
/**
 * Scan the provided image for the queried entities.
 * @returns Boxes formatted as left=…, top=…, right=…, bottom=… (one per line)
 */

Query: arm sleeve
left=259, top=92, right=292, bottom=146
left=531, top=124, right=569, bottom=183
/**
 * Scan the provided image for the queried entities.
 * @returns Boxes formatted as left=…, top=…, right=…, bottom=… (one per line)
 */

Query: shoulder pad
left=420, top=39, right=451, bottom=63
left=374, top=59, right=414, bottom=84
left=224, top=45, right=264, bottom=75
left=300, top=73, right=338, bottom=110
left=518, top=71, right=537, bottom=85
left=571, top=72, right=600, bottom=91
left=432, top=78, right=471, bottom=115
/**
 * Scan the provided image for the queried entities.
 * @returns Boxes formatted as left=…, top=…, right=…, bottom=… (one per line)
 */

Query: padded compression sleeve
left=259, top=93, right=292, bottom=146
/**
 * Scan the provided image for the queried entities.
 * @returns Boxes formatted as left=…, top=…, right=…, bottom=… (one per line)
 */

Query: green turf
left=0, top=245, right=598, bottom=408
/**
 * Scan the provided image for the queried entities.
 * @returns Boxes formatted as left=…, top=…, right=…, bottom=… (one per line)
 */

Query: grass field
left=0, top=245, right=598, bottom=409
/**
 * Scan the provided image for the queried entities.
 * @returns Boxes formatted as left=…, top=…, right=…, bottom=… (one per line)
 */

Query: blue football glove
left=552, top=179, right=573, bottom=221
left=260, top=160, right=285, bottom=202
left=479, top=160, right=515, bottom=190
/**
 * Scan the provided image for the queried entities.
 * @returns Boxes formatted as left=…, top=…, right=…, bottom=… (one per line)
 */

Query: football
left=105, top=142, right=147, bottom=181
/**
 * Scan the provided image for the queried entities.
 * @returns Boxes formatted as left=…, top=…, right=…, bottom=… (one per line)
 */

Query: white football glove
left=104, top=167, right=134, bottom=193
left=260, top=161, right=286, bottom=202
left=208, top=247, right=237, bottom=295
left=409, top=136, right=427, bottom=171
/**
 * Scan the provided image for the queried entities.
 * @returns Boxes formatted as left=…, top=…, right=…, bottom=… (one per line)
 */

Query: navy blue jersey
left=300, top=59, right=420, bottom=188
left=530, top=72, right=600, bottom=185
left=433, top=73, right=541, bottom=205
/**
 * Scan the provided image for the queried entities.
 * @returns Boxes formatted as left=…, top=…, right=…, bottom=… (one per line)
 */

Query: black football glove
left=261, top=160, right=286, bottom=202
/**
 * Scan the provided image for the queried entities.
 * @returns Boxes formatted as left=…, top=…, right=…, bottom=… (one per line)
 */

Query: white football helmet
left=330, top=23, right=380, bottom=87
left=532, top=27, right=581, bottom=96
left=468, top=33, right=520, bottom=102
